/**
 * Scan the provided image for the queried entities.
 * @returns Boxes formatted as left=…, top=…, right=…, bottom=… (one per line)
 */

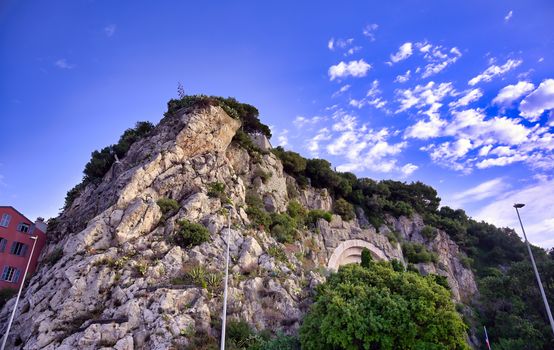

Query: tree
left=360, top=248, right=372, bottom=268
left=300, top=263, right=469, bottom=350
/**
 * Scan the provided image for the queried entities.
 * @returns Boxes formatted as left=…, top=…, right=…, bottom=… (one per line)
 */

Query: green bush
left=253, top=168, right=272, bottom=183
left=207, top=182, right=225, bottom=198
left=246, top=206, right=271, bottom=229
left=299, top=263, right=469, bottom=349
left=267, top=245, right=288, bottom=263
left=421, top=225, right=437, bottom=240
left=333, top=198, right=355, bottom=221
left=459, top=254, right=473, bottom=268
left=306, top=210, right=333, bottom=226
left=386, top=231, right=401, bottom=245
left=272, top=147, right=307, bottom=175
left=43, top=247, right=63, bottom=266
left=0, top=288, right=16, bottom=309
left=156, top=197, right=180, bottom=214
left=361, top=248, right=372, bottom=268
left=174, top=220, right=210, bottom=248
left=384, top=200, right=414, bottom=217
left=227, top=319, right=254, bottom=346
left=270, top=213, right=298, bottom=243
left=391, top=259, right=405, bottom=272
left=402, top=242, right=438, bottom=264
left=233, top=129, right=267, bottom=156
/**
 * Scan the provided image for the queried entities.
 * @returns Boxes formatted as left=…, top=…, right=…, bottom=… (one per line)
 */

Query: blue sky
left=1, top=1, right=553, bottom=246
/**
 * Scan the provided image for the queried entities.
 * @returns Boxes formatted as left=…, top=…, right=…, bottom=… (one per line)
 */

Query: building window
left=0, top=238, right=6, bottom=252
left=17, top=223, right=30, bottom=233
left=10, top=242, right=27, bottom=256
left=1, top=266, right=20, bottom=283
left=0, top=214, right=11, bottom=228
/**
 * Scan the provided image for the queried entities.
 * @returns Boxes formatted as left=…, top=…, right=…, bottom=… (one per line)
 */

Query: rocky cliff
left=0, top=103, right=478, bottom=349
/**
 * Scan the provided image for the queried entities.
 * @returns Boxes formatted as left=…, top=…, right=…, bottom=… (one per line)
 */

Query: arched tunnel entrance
left=327, top=239, right=388, bottom=271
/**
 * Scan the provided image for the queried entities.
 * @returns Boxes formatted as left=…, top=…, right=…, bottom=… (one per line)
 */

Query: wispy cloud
left=451, top=177, right=509, bottom=205
left=475, top=178, right=554, bottom=248
left=104, top=24, right=117, bottom=37
left=54, top=59, right=75, bottom=69
left=468, top=58, right=522, bottom=86
left=332, top=84, right=351, bottom=98
left=504, top=10, right=513, bottom=22
left=362, top=23, right=379, bottom=41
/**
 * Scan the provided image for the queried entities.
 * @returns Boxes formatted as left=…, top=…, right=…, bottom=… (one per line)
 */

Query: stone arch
left=327, top=239, right=388, bottom=271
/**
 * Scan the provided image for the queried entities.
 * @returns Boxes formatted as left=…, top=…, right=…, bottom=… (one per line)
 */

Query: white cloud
left=451, top=177, right=509, bottom=205
left=504, top=10, right=513, bottom=22
left=332, top=84, right=351, bottom=98
left=519, top=79, right=554, bottom=121
left=389, top=42, right=413, bottom=64
left=328, top=38, right=354, bottom=51
left=468, top=59, right=522, bottom=86
left=277, top=129, right=289, bottom=147
left=400, top=163, right=418, bottom=177
left=493, top=81, right=535, bottom=106
left=404, top=115, right=446, bottom=140
left=396, top=81, right=456, bottom=116
left=475, top=178, right=554, bottom=248
left=293, top=116, right=324, bottom=128
left=348, top=80, right=387, bottom=110
left=54, top=59, right=75, bottom=69
left=394, top=70, right=411, bottom=83
left=104, top=24, right=117, bottom=37
left=362, top=23, right=379, bottom=41
left=421, top=46, right=462, bottom=78
left=307, top=128, right=332, bottom=155
left=449, top=88, right=483, bottom=109
left=328, top=59, right=372, bottom=81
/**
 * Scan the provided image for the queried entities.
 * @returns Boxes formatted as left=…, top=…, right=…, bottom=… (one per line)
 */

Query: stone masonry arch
left=327, top=239, right=388, bottom=271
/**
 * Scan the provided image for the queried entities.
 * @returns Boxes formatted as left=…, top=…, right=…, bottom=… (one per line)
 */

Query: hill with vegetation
left=0, top=95, right=552, bottom=350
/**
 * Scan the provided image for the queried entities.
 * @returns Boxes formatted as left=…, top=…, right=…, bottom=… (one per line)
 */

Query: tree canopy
left=300, top=263, right=469, bottom=350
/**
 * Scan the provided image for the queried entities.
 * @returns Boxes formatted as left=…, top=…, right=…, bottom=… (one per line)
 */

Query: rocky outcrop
left=0, top=105, right=478, bottom=349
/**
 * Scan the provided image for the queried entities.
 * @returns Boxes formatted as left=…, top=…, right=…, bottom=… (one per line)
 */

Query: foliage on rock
left=174, top=220, right=210, bottom=248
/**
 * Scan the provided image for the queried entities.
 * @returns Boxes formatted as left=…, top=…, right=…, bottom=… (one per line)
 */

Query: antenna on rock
left=177, top=82, right=185, bottom=99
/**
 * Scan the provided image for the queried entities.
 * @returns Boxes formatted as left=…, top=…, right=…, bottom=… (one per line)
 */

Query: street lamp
left=1, top=235, right=38, bottom=350
left=220, top=204, right=234, bottom=350
left=513, top=203, right=554, bottom=336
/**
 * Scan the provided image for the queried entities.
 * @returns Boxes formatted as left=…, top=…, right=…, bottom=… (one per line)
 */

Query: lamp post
left=220, top=204, right=234, bottom=350
left=1, top=235, right=38, bottom=350
left=513, top=203, right=554, bottom=336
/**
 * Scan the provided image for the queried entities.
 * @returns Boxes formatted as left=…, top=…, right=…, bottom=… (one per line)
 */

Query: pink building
left=0, top=206, right=47, bottom=290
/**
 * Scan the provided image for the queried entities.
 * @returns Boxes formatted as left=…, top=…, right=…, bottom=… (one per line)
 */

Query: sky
left=1, top=1, right=553, bottom=247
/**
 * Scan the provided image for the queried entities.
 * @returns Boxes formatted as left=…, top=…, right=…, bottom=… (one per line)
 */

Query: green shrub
left=175, top=220, right=210, bottom=248
left=390, top=259, right=405, bottom=272
left=253, top=168, right=272, bottom=183
left=267, top=245, right=288, bottom=263
left=207, top=182, right=225, bottom=198
left=306, top=210, right=333, bottom=226
left=385, top=231, right=401, bottom=245
left=156, top=197, right=180, bottom=214
left=421, top=225, right=437, bottom=240
left=299, top=264, right=469, bottom=349
left=272, top=146, right=307, bottom=175
left=270, top=213, right=298, bottom=243
left=384, top=200, right=414, bottom=218
left=361, top=248, right=372, bottom=268
left=255, top=333, right=301, bottom=350
left=227, top=319, right=255, bottom=347
left=245, top=191, right=264, bottom=208
left=333, top=198, right=355, bottom=221
left=246, top=206, right=271, bottom=229
left=0, top=288, right=16, bottom=309
left=43, top=247, right=63, bottom=266
left=459, top=254, right=473, bottom=268
left=287, top=200, right=306, bottom=219
left=430, top=274, right=450, bottom=290
left=402, top=242, right=438, bottom=264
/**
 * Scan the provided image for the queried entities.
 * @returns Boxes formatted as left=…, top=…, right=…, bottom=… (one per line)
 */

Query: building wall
left=0, top=207, right=46, bottom=290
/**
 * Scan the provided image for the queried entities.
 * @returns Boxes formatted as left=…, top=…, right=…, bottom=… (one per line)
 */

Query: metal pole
left=220, top=206, right=232, bottom=350
left=1, top=236, right=38, bottom=350
left=514, top=205, right=554, bottom=336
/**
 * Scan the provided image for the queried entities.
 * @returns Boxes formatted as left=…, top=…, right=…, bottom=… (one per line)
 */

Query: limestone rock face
left=0, top=105, right=478, bottom=349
